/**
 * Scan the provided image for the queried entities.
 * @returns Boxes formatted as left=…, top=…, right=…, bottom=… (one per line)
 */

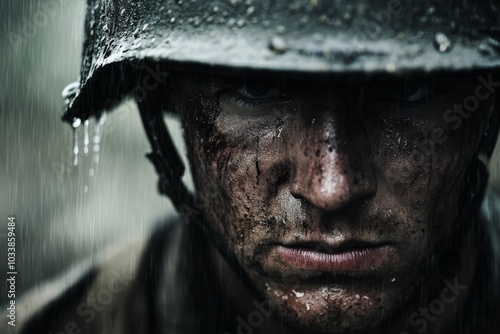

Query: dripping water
left=89, top=113, right=107, bottom=177
left=72, top=118, right=82, bottom=166
left=83, top=119, right=90, bottom=154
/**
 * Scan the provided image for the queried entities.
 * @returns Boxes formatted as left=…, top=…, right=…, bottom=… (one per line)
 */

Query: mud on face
left=172, top=72, right=496, bottom=334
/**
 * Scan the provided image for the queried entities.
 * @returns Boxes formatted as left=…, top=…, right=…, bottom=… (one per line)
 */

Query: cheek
left=376, top=105, right=487, bottom=234
left=195, top=116, right=299, bottom=254
left=185, top=126, right=273, bottom=246
left=208, top=134, right=283, bottom=216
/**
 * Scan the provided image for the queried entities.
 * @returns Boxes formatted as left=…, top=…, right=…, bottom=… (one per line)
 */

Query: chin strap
left=136, top=96, right=194, bottom=212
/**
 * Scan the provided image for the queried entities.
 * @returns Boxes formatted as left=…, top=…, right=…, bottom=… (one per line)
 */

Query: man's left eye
left=402, top=83, right=429, bottom=102
left=372, top=82, right=430, bottom=103
left=237, top=84, right=279, bottom=99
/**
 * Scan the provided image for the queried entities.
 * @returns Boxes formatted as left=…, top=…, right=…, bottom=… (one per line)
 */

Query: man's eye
left=372, top=82, right=430, bottom=103
left=237, top=84, right=279, bottom=99
left=402, top=84, right=428, bottom=102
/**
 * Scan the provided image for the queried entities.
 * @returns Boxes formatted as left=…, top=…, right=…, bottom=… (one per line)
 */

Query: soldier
left=5, top=0, right=500, bottom=333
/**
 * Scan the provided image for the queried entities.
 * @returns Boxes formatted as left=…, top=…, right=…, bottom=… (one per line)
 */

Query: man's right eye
left=216, top=81, right=294, bottom=118
left=236, top=84, right=280, bottom=99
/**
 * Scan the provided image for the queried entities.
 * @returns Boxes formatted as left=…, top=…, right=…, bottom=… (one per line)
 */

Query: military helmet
left=63, top=0, right=500, bottom=210
left=64, top=0, right=500, bottom=120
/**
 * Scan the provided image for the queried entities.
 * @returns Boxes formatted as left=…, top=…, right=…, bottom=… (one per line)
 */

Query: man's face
left=175, top=72, right=494, bottom=333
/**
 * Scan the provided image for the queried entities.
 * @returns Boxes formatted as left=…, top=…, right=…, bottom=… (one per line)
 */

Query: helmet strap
left=137, top=96, right=194, bottom=211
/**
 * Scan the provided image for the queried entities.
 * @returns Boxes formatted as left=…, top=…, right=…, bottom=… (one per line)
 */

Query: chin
left=257, top=278, right=411, bottom=334
left=274, top=303, right=388, bottom=334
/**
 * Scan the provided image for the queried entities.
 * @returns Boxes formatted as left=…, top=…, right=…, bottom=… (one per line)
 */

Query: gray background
left=1, top=0, right=500, bottom=306
left=0, top=0, right=185, bottom=305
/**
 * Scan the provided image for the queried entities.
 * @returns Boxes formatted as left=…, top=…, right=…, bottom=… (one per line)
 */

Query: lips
left=273, top=241, right=393, bottom=273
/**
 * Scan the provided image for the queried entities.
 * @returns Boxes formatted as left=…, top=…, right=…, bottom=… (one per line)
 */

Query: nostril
left=290, top=191, right=305, bottom=201
left=276, top=166, right=291, bottom=187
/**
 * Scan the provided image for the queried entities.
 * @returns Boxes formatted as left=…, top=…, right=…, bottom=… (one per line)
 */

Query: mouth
left=273, top=241, right=393, bottom=273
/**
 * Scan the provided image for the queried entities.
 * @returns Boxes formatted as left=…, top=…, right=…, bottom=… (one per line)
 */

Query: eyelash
left=223, top=88, right=292, bottom=109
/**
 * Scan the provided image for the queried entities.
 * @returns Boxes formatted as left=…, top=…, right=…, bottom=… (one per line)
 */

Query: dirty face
left=174, top=72, right=496, bottom=333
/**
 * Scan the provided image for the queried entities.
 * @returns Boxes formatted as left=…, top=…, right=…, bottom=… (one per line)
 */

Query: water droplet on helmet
left=434, top=33, right=452, bottom=53
left=391, top=277, right=396, bottom=282
left=479, top=43, right=497, bottom=58
left=312, top=33, right=324, bottom=44
left=236, top=19, right=245, bottom=27
left=386, top=63, right=397, bottom=73
left=130, top=42, right=142, bottom=50
left=227, top=18, right=236, bottom=27
left=487, top=35, right=500, bottom=51
left=342, top=12, right=351, bottom=23
left=300, top=15, right=310, bottom=25
left=269, top=36, right=287, bottom=54
left=72, top=118, right=82, bottom=129
left=62, top=82, right=80, bottom=104
left=276, top=25, right=286, bottom=34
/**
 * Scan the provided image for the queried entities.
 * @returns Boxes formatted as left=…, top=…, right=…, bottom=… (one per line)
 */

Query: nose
left=289, top=113, right=377, bottom=212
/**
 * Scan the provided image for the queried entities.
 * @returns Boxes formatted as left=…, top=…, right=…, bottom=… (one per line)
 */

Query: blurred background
left=1, top=0, right=500, bottom=306
left=0, top=0, right=186, bottom=305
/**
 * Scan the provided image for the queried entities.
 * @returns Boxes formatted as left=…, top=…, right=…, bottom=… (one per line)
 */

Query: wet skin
left=172, top=72, right=496, bottom=333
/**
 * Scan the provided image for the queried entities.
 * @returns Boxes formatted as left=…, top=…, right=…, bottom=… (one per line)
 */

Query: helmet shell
left=64, top=0, right=500, bottom=121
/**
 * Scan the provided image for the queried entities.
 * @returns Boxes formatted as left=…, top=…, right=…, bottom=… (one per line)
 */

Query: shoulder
left=0, top=218, right=182, bottom=334
left=481, top=188, right=500, bottom=284
left=465, top=188, right=500, bottom=332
